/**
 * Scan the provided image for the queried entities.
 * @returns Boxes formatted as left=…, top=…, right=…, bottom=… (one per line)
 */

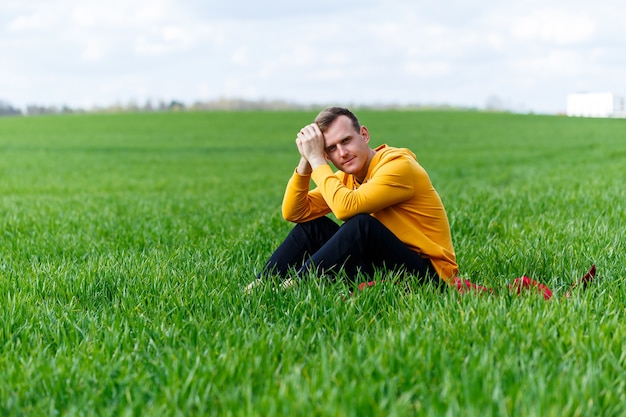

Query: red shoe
left=572, top=264, right=596, bottom=290
left=357, top=280, right=377, bottom=291
left=565, top=264, right=596, bottom=298
left=348, top=280, right=378, bottom=297
left=508, top=276, right=553, bottom=300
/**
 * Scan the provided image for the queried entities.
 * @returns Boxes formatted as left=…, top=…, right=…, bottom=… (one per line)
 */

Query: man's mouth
left=343, top=157, right=356, bottom=167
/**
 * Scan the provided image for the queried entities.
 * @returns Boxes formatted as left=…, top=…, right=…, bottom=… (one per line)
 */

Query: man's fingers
left=298, top=123, right=322, bottom=138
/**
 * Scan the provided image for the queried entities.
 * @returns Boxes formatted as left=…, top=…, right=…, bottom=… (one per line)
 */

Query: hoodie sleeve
left=281, top=170, right=332, bottom=223
left=310, top=155, right=414, bottom=221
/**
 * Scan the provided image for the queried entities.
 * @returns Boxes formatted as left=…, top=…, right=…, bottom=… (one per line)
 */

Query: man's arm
left=310, top=156, right=415, bottom=220
left=280, top=124, right=331, bottom=223
left=281, top=170, right=330, bottom=222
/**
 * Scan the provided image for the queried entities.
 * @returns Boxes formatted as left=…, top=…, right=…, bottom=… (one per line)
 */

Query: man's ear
left=361, top=126, right=370, bottom=142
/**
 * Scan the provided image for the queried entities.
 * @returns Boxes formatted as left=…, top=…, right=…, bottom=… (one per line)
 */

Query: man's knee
left=339, top=214, right=385, bottom=238
left=293, top=216, right=339, bottom=241
left=342, top=213, right=377, bottom=228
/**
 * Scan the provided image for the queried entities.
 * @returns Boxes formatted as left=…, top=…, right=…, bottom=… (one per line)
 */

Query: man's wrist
left=296, top=158, right=312, bottom=175
left=307, top=156, right=327, bottom=171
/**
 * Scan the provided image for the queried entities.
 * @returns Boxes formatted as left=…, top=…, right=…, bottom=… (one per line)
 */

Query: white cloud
left=511, top=50, right=590, bottom=77
left=231, top=47, right=249, bottom=66
left=80, top=40, right=109, bottom=62
left=511, top=10, right=596, bottom=45
left=134, top=26, right=199, bottom=56
left=312, top=68, right=346, bottom=82
left=404, top=62, right=451, bottom=78
left=7, top=14, right=44, bottom=31
left=70, top=1, right=171, bottom=28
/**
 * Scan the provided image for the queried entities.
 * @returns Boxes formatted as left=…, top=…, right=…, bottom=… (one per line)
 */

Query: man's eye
left=327, top=146, right=336, bottom=152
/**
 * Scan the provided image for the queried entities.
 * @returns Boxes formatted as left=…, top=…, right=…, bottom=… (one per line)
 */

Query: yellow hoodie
left=282, top=144, right=458, bottom=282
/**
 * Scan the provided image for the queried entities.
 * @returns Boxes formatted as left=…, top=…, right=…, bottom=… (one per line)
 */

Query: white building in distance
left=566, top=92, right=626, bottom=118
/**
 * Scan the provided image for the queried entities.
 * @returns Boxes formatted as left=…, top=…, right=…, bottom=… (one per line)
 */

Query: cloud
left=70, top=2, right=171, bottom=28
left=511, top=50, right=590, bottom=77
left=230, top=47, right=249, bottom=66
left=511, top=10, right=595, bottom=45
left=7, top=14, right=45, bottom=31
left=80, top=39, right=111, bottom=62
left=404, top=62, right=451, bottom=78
left=134, top=25, right=201, bottom=56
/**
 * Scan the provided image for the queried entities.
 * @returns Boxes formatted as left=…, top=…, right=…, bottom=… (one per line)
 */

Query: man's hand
left=296, top=123, right=327, bottom=170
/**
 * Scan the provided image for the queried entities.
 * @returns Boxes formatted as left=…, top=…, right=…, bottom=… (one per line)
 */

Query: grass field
left=0, top=110, right=625, bottom=416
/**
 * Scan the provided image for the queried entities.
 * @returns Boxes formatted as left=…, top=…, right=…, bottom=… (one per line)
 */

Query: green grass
left=0, top=110, right=625, bottom=416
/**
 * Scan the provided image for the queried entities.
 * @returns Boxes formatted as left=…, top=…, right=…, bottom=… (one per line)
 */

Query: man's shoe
left=243, top=278, right=262, bottom=294
left=244, top=278, right=297, bottom=294
left=280, top=278, right=297, bottom=290
left=565, top=264, right=596, bottom=298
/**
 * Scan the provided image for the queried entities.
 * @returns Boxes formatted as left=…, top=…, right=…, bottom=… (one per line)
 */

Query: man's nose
left=338, top=145, right=348, bottom=156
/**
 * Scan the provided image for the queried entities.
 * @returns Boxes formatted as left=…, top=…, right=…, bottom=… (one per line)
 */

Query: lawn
left=0, top=110, right=624, bottom=416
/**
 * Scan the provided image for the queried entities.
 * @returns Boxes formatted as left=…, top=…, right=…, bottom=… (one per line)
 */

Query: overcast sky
left=1, top=0, right=624, bottom=114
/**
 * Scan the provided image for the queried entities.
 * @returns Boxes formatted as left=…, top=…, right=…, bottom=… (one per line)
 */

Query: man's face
left=323, top=115, right=373, bottom=180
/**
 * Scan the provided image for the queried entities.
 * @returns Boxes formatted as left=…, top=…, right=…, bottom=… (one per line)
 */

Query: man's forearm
left=296, top=156, right=312, bottom=175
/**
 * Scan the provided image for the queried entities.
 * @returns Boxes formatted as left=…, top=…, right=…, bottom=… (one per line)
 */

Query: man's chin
left=342, top=159, right=357, bottom=171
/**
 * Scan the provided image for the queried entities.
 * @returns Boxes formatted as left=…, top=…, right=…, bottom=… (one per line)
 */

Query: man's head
left=314, top=107, right=375, bottom=182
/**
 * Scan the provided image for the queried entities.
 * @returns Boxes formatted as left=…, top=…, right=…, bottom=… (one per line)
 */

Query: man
left=246, top=107, right=458, bottom=292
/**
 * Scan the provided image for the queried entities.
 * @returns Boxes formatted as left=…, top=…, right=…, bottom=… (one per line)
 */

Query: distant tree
left=26, top=105, right=54, bottom=115
left=0, top=100, right=22, bottom=116
left=168, top=100, right=185, bottom=111
left=142, top=99, right=155, bottom=112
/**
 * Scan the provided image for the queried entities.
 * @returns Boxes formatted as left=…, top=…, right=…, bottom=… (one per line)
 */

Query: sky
left=1, top=0, right=625, bottom=114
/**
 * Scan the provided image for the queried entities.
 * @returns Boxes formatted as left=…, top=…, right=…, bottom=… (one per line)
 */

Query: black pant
left=261, top=214, right=439, bottom=285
